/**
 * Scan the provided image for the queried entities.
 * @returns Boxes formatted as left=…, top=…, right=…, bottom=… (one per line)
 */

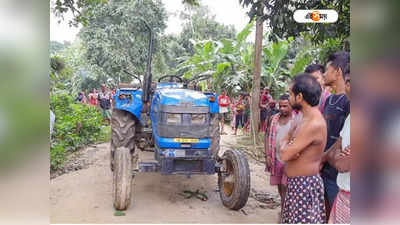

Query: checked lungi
left=328, top=189, right=350, bottom=224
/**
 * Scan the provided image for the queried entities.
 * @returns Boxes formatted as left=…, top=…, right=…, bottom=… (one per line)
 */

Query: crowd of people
left=218, top=51, right=350, bottom=224
left=75, top=84, right=115, bottom=123
left=217, top=86, right=281, bottom=136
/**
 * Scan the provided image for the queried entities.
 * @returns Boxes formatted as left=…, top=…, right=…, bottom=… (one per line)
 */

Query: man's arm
left=265, top=117, right=273, bottom=170
left=265, top=117, right=272, bottom=157
left=280, top=119, right=298, bottom=148
left=321, top=137, right=342, bottom=164
left=329, top=146, right=351, bottom=173
left=280, top=122, right=317, bottom=162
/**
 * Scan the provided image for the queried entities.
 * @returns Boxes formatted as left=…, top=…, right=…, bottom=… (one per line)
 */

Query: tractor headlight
left=167, top=113, right=181, bottom=124
left=191, top=114, right=206, bottom=125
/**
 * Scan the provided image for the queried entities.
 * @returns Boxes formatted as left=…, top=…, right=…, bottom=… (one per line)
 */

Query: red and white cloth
left=329, top=189, right=351, bottom=224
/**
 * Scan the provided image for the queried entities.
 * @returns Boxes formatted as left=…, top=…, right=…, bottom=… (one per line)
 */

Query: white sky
left=50, top=0, right=251, bottom=42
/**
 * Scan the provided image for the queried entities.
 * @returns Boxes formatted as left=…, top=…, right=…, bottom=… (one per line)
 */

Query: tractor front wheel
left=218, top=149, right=250, bottom=210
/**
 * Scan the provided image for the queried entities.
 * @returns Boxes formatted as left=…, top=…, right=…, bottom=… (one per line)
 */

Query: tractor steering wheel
left=158, top=75, right=183, bottom=83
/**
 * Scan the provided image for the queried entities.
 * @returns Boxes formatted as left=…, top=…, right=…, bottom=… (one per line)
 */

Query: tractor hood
left=158, top=89, right=209, bottom=107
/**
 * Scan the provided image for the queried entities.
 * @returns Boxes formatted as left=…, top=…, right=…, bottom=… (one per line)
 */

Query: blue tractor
left=110, top=22, right=250, bottom=211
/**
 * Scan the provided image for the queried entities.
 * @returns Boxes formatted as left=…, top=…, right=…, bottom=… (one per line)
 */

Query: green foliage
left=49, top=41, right=108, bottom=96
left=50, top=144, right=66, bottom=171
left=289, top=52, right=314, bottom=77
left=114, top=210, right=126, bottom=216
left=53, top=0, right=201, bottom=27
left=178, top=21, right=325, bottom=98
left=177, top=4, right=237, bottom=56
left=50, top=93, right=104, bottom=170
left=316, top=38, right=345, bottom=64
left=50, top=40, right=71, bottom=56
left=182, top=0, right=200, bottom=7
left=98, top=125, right=112, bottom=143
left=50, top=56, right=75, bottom=93
left=80, top=0, right=168, bottom=83
left=239, top=0, right=350, bottom=46
left=287, top=36, right=317, bottom=77
left=53, top=0, right=108, bottom=26
left=177, top=20, right=255, bottom=95
left=261, top=37, right=290, bottom=96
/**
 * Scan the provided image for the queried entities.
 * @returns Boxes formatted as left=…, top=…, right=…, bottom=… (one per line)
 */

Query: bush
left=50, top=93, right=104, bottom=170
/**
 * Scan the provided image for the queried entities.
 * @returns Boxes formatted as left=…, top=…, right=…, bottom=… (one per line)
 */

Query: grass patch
left=98, top=125, right=112, bottom=143
left=114, top=210, right=126, bottom=216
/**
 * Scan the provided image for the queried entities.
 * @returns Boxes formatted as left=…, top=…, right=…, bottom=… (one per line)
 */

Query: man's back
left=99, top=91, right=111, bottom=109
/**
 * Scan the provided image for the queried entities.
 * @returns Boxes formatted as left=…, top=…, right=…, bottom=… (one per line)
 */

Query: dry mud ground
left=50, top=127, right=281, bottom=224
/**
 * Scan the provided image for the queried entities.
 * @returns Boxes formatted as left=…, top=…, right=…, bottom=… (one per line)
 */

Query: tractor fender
left=113, top=89, right=144, bottom=125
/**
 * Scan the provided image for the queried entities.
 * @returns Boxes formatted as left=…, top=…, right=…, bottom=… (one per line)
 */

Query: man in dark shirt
left=98, top=84, right=112, bottom=123
left=320, top=51, right=350, bottom=216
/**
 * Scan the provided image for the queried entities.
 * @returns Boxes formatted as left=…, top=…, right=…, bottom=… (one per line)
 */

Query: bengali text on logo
left=293, top=10, right=338, bottom=23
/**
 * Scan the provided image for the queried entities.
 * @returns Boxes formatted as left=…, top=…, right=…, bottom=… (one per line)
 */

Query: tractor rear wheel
left=110, top=109, right=136, bottom=171
left=218, top=149, right=250, bottom=210
left=110, top=109, right=136, bottom=210
left=210, top=113, right=220, bottom=158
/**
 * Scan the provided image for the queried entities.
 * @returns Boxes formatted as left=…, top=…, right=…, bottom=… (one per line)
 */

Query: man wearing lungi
left=265, top=94, right=294, bottom=220
left=280, top=74, right=327, bottom=224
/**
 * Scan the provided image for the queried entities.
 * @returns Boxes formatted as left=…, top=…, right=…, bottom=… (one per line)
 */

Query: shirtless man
left=280, top=73, right=327, bottom=224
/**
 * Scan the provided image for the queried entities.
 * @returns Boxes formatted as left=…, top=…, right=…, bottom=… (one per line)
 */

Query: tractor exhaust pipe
left=141, top=19, right=153, bottom=104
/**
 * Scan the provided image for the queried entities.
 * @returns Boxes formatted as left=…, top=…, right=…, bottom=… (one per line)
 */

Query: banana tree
left=261, top=35, right=317, bottom=98
left=176, top=20, right=255, bottom=95
left=261, top=36, right=291, bottom=97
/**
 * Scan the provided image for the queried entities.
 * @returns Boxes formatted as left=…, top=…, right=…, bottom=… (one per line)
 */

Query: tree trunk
left=250, top=2, right=264, bottom=142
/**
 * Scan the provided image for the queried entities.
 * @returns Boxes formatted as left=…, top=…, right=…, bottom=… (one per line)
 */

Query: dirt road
left=50, top=128, right=281, bottom=224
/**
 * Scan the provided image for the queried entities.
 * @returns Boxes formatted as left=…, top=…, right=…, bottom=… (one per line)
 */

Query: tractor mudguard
left=113, top=89, right=144, bottom=125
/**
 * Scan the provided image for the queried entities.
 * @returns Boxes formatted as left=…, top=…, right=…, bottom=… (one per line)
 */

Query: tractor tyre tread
left=218, top=149, right=250, bottom=210
left=210, top=113, right=220, bottom=158
left=112, top=146, right=133, bottom=210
